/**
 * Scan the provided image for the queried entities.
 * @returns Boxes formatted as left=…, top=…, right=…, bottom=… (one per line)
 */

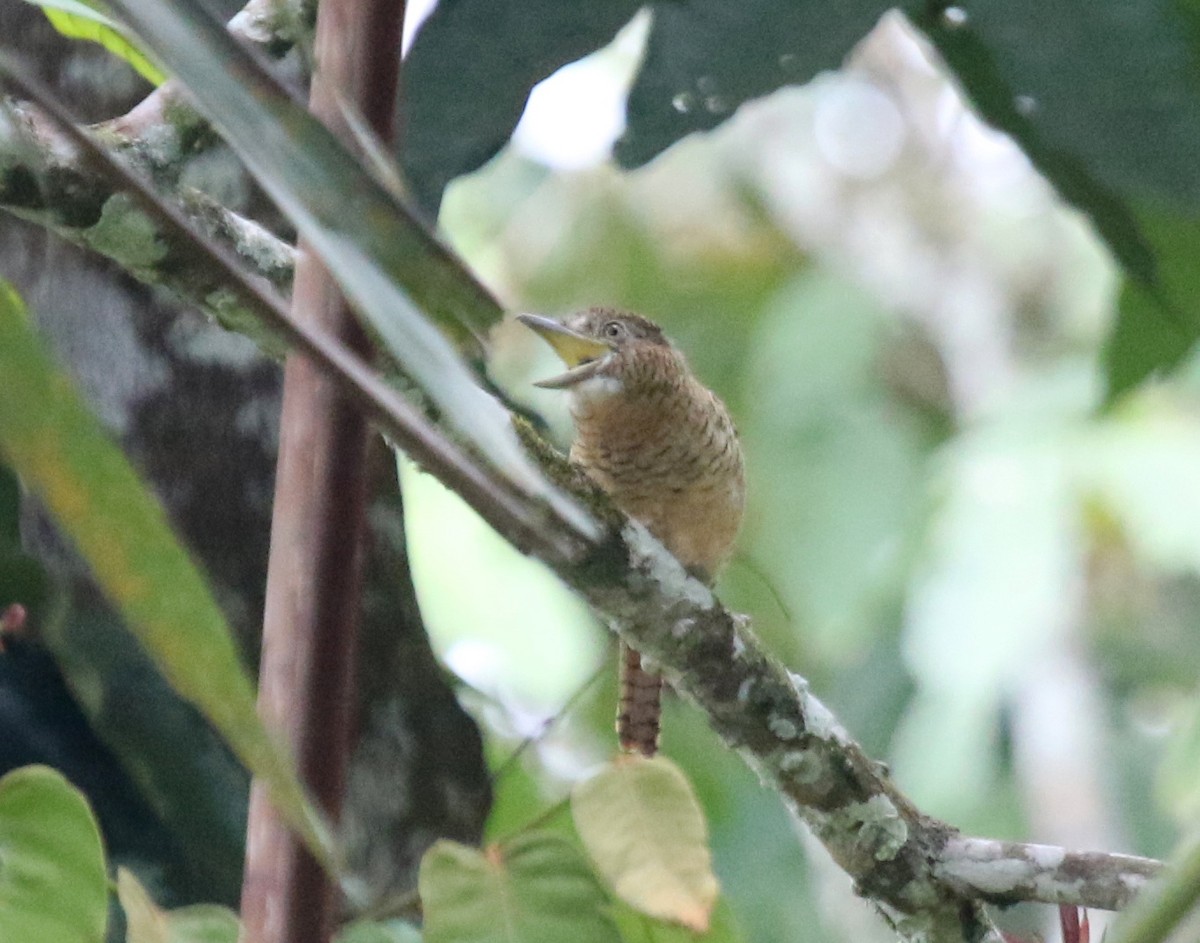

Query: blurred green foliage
left=0, top=765, right=108, bottom=943
left=24, top=0, right=165, bottom=85
left=407, top=0, right=1200, bottom=396
left=0, top=279, right=329, bottom=876
left=8, top=0, right=1200, bottom=940
left=416, top=14, right=1200, bottom=938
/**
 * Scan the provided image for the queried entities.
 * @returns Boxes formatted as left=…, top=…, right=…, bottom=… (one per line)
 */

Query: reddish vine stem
left=238, top=1, right=406, bottom=942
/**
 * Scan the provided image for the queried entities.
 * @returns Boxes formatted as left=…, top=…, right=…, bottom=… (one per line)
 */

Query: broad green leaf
left=1104, top=210, right=1200, bottom=399
left=402, top=0, right=639, bottom=215
left=419, top=834, right=622, bottom=943
left=45, top=610, right=248, bottom=907
left=905, top=2, right=1200, bottom=395
left=106, top=0, right=593, bottom=536
left=557, top=0, right=1200, bottom=395
left=572, top=757, right=718, bottom=933
left=1107, top=281, right=1196, bottom=400
left=0, top=281, right=333, bottom=869
left=909, top=1, right=1200, bottom=222
left=117, top=868, right=240, bottom=943
left=0, top=765, right=107, bottom=943
left=24, top=0, right=165, bottom=85
left=617, top=0, right=891, bottom=168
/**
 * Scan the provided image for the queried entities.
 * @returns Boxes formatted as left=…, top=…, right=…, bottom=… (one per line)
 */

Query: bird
left=519, top=308, right=745, bottom=756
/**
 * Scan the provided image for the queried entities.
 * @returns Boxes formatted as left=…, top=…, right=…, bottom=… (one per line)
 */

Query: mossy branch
left=0, top=5, right=1166, bottom=940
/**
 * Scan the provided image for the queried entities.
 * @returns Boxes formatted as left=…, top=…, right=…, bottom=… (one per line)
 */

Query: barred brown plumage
left=520, top=308, right=745, bottom=756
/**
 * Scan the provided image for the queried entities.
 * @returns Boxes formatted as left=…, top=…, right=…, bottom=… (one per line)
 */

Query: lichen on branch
left=0, top=1, right=1168, bottom=939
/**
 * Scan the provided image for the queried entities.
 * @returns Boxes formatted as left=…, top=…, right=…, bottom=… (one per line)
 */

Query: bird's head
left=518, top=308, right=680, bottom=399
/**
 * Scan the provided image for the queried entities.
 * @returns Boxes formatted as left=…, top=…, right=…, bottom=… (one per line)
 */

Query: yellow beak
left=518, top=314, right=614, bottom=389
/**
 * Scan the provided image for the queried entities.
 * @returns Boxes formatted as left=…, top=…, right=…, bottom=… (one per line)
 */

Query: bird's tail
left=617, top=642, right=662, bottom=756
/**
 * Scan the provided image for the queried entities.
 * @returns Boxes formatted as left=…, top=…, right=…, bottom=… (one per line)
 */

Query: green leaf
left=617, top=0, right=892, bottom=168
left=106, top=0, right=591, bottom=536
left=0, top=765, right=108, bottom=943
left=909, top=1, right=1200, bottom=219
left=1104, top=209, right=1200, bottom=399
left=419, top=834, right=622, bottom=943
left=43, top=610, right=249, bottom=906
left=0, top=281, right=333, bottom=869
left=1107, top=282, right=1195, bottom=399
left=117, top=868, right=240, bottom=943
left=22, top=0, right=165, bottom=85
left=572, top=757, right=719, bottom=933
left=401, top=0, right=640, bottom=215
left=904, top=2, right=1200, bottom=395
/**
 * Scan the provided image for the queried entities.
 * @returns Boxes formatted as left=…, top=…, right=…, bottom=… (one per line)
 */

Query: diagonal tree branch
left=0, top=51, right=585, bottom=564
left=935, top=837, right=1161, bottom=912
left=101, top=0, right=315, bottom=184
left=0, top=97, right=296, bottom=349
left=0, top=18, right=1169, bottom=943
left=1, top=0, right=304, bottom=347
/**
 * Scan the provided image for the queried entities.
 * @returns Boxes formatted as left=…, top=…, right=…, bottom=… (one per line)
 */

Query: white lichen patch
left=798, top=686, right=849, bottom=744
left=672, top=616, right=696, bottom=638
left=621, top=522, right=714, bottom=609
left=769, top=715, right=799, bottom=740
left=226, top=0, right=304, bottom=44
left=229, top=7, right=272, bottom=43
left=778, top=749, right=823, bottom=785
left=131, top=119, right=185, bottom=170
left=888, top=907, right=939, bottom=943
left=938, top=837, right=1077, bottom=899
left=736, top=678, right=753, bottom=703
left=571, top=374, right=624, bottom=400
left=225, top=209, right=295, bottom=276
left=1119, top=871, right=1151, bottom=893
left=1027, top=842, right=1066, bottom=870
left=1035, top=872, right=1085, bottom=905
left=845, top=795, right=908, bottom=862
left=942, top=855, right=1033, bottom=894
left=731, top=633, right=746, bottom=658
left=0, top=109, right=19, bottom=171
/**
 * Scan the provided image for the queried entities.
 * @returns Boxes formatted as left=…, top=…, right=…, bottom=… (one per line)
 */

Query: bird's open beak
left=518, top=314, right=614, bottom=389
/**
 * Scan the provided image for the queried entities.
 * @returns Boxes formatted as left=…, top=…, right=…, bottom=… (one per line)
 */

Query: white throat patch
left=570, top=374, right=624, bottom=402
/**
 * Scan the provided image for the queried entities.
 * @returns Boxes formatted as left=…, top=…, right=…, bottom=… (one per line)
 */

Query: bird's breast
left=570, top=380, right=744, bottom=578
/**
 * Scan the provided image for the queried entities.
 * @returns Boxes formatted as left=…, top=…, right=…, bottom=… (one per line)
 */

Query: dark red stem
left=239, top=1, right=406, bottom=941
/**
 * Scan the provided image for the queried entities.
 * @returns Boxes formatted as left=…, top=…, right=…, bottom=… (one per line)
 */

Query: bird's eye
left=603, top=321, right=625, bottom=340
